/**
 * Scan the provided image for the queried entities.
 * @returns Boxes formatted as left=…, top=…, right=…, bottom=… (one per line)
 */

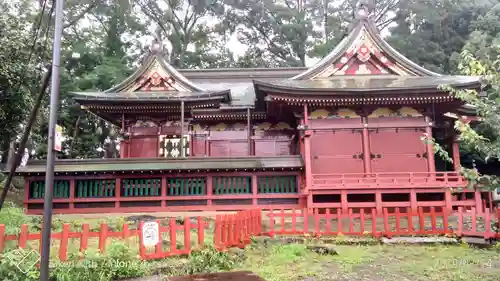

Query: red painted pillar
left=303, top=103, right=313, bottom=211
left=424, top=116, right=436, bottom=174
left=361, top=117, right=371, bottom=175
left=120, top=140, right=128, bottom=158
left=474, top=189, right=483, bottom=214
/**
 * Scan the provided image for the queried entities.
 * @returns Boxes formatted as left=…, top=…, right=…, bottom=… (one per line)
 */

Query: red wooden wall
left=310, top=129, right=364, bottom=174
left=370, top=128, right=428, bottom=173
left=129, top=137, right=158, bottom=158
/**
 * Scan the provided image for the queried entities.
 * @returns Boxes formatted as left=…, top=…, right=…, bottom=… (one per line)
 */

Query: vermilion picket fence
left=0, top=207, right=498, bottom=263
left=0, top=216, right=207, bottom=262
left=264, top=207, right=500, bottom=239
left=213, top=209, right=262, bottom=251
left=139, top=217, right=206, bottom=260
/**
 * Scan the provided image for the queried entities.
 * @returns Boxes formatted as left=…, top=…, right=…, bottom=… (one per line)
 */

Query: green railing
left=122, top=179, right=161, bottom=197
left=258, top=176, right=297, bottom=193
left=76, top=179, right=116, bottom=198
left=213, top=176, right=252, bottom=194
left=167, top=177, right=206, bottom=196
left=29, top=180, right=70, bottom=199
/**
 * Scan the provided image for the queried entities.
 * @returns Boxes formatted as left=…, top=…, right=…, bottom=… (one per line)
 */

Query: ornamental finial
left=150, top=27, right=164, bottom=53
left=356, top=0, right=375, bottom=19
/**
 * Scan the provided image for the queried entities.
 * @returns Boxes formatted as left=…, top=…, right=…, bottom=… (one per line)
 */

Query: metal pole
left=180, top=100, right=185, bottom=157
left=247, top=108, right=252, bottom=155
left=40, top=0, right=64, bottom=280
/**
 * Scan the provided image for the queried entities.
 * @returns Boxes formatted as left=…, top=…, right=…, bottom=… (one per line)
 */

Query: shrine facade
left=16, top=7, right=487, bottom=215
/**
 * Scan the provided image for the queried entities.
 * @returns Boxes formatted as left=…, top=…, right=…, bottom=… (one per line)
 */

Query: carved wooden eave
left=267, top=94, right=456, bottom=107
left=72, top=41, right=233, bottom=125
left=191, top=108, right=268, bottom=121
left=292, top=16, right=441, bottom=79
left=106, top=46, right=205, bottom=93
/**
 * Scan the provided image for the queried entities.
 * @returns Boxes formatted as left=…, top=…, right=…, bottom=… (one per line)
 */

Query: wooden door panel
left=210, top=140, right=248, bottom=156
left=254, top=140, right=291, bottom=156
left=310, top=130, right=364, bottom=174
left=370, top=128, right=426, bottom=154
left=369, top=128, right=427, bottom=173
left=192, top=136, right=207, bottom=156
left=371, top=154, right=428, bottom=173
left=312, top=155, right=364, bottom=174
left=130, top=137, right=158, bottom=158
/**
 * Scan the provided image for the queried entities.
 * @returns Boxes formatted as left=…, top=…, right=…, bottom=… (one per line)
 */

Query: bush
left=0, top=241, right=151, bottom=281
left=51, top=241, right=150, bottom=281
left=0, top=248, right=41, bottom=281
left=0, top=203, right=32, bottom=235
left=184, top=245, right=240, bottom=274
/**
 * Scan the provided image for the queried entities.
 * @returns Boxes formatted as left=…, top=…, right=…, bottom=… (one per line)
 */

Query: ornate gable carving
left=314, top=27, right=412, bottom=78
left=131, top=60, right=190, bottom=92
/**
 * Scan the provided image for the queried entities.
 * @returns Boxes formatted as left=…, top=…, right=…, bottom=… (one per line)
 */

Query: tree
left=387, top=0, right=495, bottom=74
left=430, top=48, right=500, bottom=190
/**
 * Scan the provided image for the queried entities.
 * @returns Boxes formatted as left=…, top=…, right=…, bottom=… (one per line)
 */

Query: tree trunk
left=0, top=67, right=52, bottom=210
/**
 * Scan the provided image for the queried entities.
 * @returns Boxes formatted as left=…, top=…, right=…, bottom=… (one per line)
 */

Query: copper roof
left=15, top=156, right=303, bottom=175
left=254, top=76, right=481, bottom=95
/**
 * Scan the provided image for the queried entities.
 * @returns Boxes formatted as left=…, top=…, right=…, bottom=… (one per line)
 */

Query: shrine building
left=16, top=6, right=486, bottom=215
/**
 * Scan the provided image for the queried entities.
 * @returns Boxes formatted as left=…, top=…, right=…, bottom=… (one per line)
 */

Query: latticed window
left=159, top=135, right=189, bottom=158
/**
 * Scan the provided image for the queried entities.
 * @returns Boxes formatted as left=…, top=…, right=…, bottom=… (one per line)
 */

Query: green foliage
left=51, top=241, right=149, bottom=281
left=0, top=241, right=150, bottom=281
left=0, top=202, right=33, bottom=235
left=0, top=248, right=40, bottom=281
left=183, top=245, right=239, bottom=274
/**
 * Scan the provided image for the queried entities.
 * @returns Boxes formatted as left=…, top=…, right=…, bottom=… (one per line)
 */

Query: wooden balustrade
left=311, top=172, right=467, bottom=189
left=25, top=173, right=303, bottom=214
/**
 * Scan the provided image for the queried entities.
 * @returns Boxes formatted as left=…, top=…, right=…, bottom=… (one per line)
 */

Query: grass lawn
left=239, top=243, right=500, bottom=281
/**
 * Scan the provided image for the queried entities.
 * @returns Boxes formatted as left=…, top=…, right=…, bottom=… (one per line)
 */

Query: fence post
left=184, top=217, right=191, bottom=253
left=383, top=208, right=390, bottom=237
left=98, top=223, right=108, bottom=253
left=430, top=207, right=437, bottom=233
left=19, top=224, right=29, bottom=249
left=59, top=224, right=70, bottom=261
left=197, top=217, right=205, bottom=247
left=360, top=210, right=365, bottom=234
left=268, top=210, right=275, bottom=238
left=418, top=207, right=425, bottom=234
left=122, top=224, right=130, bottom=239
left=371, top=208, right=377, bottom=237
left=169, top=218, right=177, bottom=254
left=138, top=221, right=146, bottom=259
left=456, top=207, right=463, bottom=237
left=214, top=215, right=221, bottom=249
left=484, top=209, right=491, bottom=239
left=348, top=208, right=354, bottom=234
left=0, top=225, right=4, bottom=252
left=291, top=208, right=297, bottom=234
left=80, top=223, right=90, bottom=254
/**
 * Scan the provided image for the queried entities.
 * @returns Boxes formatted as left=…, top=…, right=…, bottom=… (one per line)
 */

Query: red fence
left=0, top=207, right=499, bottom=263
left=139, top=217, right=206, bottom=260
left=0, top=216, right=206, bottom=262
left=213, top=209, right=262, bottom=251
left=264, top=207, right=500, bottom=239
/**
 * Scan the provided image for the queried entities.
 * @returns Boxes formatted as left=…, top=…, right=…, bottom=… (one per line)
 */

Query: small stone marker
left=142, top=221, right=160, bottom=247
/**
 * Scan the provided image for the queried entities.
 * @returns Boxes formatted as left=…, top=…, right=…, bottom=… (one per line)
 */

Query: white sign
left=55, top=125, right=63, bottom=152
left=142, top=221, right=160, bottom=247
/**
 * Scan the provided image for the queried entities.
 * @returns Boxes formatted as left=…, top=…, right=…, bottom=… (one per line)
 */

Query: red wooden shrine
left=16, top=6, right=488, bottom=215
